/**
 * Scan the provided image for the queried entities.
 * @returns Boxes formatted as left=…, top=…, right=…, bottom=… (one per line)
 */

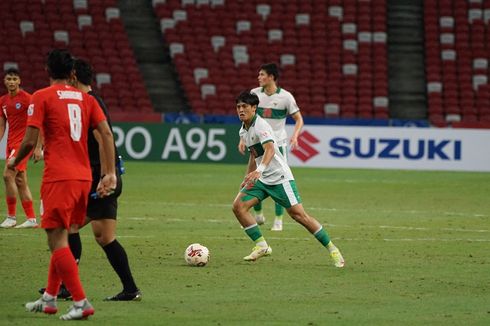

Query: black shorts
left=87, top=169, right=123, bottom=220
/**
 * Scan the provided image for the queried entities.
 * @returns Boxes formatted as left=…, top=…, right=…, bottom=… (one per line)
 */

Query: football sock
left=6, top=197, right=16, bottom=217
left=313, top=226, right=331, bottom=247
left=244, top=223, right=267, bottom=247
left=51, top=247, right=86, bottom=301
left=46, top=253, right=62, bottom=297
left=274, top=203, right=284, bottom=219
left=21, top=200, right=35, bottom=219
left=68, top=233, right=82, bottom=264
left=103, top=239, right=138, bottom=293
left=253, top=202, right=263, bottom=214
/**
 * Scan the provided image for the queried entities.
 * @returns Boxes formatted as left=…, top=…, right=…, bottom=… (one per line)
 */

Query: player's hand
left=32, top=148, right=44, bottom=163
left=238, top=139, right=246, bottom=155
left=6, top=156, right=16, bottom=171
left=96, top=173, right=117, bottom=197
left=243, top=170, right=261, bottom=186
left=290, top=136, right=299, bottom=150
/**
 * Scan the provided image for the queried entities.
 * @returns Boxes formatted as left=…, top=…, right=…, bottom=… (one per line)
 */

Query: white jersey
left=251, top=86, right=300, bottom=146
left=239, top=114, right=294, bottom=185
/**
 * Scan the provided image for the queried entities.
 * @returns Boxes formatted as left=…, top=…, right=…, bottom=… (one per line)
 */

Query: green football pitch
left=1, top=161, right=489, bottom=325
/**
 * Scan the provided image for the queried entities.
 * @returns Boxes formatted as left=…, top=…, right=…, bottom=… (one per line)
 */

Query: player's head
left=236, top=91, right=259, bottom=123
left=3, top=67, right=21, bottom=93
left=258, top=63, right=279, bottom=87
left=73, top=58, right=94, bottom=86
left=236, top=91, right=260, bottom=107
left=46, top=49, right=74, bottom=80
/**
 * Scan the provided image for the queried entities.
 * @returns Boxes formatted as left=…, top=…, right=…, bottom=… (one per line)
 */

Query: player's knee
left=14, top=174, right=25, bottom=187
left=232, top=200, right=246, bottom=217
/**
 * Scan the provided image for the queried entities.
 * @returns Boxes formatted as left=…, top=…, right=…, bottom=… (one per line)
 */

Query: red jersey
left=27, top=84, right=106, bottom=183
left=0, top=89, right=31, bottom=147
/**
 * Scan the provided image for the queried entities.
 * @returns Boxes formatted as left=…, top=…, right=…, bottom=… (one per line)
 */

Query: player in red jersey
left=0, top=68, right=42, bottom=228
left=8, top=49, right=117, bottom=321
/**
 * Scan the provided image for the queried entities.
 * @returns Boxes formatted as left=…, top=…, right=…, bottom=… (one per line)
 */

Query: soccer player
left=0, top=68, right=42, bottom=228
left=44, top=58, right=141, bottom=301
left=238, top=63, right=304, bottom=231
left=8, top=49, right=117, bottom=320
left=232, top=91, right=344, bottom=267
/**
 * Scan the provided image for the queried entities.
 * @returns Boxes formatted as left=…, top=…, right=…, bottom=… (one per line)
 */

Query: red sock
left=21, top=200, right=35, bottom=219
left=52, top=247, right=86, bottom=301
left=6, top=197, right=16, bottom=217
left=46, top=254, right=62, bottom=296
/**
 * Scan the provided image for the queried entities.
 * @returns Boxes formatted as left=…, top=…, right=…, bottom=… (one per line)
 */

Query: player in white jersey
left=232, top=91, right=344, bottom=267
left=238, top=63, right=304, bottom=231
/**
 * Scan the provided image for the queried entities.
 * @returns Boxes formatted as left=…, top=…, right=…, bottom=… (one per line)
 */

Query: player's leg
left=90, top=219, right=141, bottom=301
left=233, top=183, right=271, bottom=261
left=271, top=202, right=284, bottom=231
left=14, top=170, right=38, bottom=228
left=271, top=180, right=345, bottom=268
left=270, top=144, right=288, bottom=231
left=252, top=201, right=265, bottom=225
left=1, top=162, right=18, bottom=228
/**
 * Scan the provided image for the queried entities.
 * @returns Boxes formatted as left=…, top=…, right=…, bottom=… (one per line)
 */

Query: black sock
left=68, top=233, right=82, bottom=264
left=103, top=239, right=138, bottom=293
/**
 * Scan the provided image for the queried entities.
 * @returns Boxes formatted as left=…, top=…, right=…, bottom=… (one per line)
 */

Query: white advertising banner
left=286, top=126, right=490, bottom=172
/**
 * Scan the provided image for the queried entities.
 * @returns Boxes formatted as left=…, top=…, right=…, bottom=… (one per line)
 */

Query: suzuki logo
left=291, top=130, right=319, bottom=162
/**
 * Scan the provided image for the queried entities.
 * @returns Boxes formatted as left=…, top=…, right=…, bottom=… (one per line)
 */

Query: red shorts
left=40, top=180, right=91, bottom=229
left=7, top=144, right=30, bottom=172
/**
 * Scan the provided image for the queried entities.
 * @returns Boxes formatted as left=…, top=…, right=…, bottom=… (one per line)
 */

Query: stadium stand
left=424, top=0, right=490, bottom=127
left=0, top=0, right=157, bottom=121
left=153, top=0, right=389, bottom=119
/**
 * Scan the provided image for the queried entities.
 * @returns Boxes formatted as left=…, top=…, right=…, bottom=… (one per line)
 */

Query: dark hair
left=4, top=67, right=20, bottom=77
left=46, top=49, right=74, bottom=79
left=260, top=63, right=279, bottom=81
left=236, top=91, right=259, bottom=107
left=73, top=58, right=94, bottom=85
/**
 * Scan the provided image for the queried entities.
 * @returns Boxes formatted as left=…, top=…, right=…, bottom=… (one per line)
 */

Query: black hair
left=46, top=49, right=74, bottom=79
left=4, top=67, right=20, bottom=77
left=260, top=62, right=279, bottom=81
left=236, top=91, right=260, bottom=107
left=73, top=58, right=94, bottom=85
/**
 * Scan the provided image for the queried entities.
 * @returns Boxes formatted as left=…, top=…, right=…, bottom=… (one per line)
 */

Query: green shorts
left=240, top=179, right=302, bottom=208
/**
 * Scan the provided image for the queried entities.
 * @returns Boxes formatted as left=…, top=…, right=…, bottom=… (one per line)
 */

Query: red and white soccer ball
left=184, top=243, right=210, bottom=267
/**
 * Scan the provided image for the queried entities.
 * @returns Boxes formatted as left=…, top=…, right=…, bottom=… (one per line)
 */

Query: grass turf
left=0, top=161, right=489, bottom=325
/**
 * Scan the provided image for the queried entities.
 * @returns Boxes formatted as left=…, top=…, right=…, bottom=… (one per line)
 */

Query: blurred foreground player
left=8, top=49, right=117, bottom=320
left=41, top=58, right=141, bottom=301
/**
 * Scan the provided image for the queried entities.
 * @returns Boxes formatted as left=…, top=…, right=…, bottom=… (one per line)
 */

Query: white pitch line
left=127, top=200, right=489, bottom=218
left=119, top=216, right=490, bottom=234
left=1, top=232, right=488, bottom=242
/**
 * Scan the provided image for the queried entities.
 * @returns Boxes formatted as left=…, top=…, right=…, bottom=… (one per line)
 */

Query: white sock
left=42, top=292, right=56, bottom=301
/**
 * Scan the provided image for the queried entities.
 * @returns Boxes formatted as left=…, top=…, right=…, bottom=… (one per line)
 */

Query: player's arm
left=237, top=137, right=247, bottom=155
left=32, top=131, right=44, bottom=163
left=94, top=120, right=116, bottom=197
left=289, top=111, right=304, bottom=150
left=243, top=141, right=274, bottom=185
left=0, top=116, right=5, bottom=141
left=7, top=126, right=39, bottom=170
left=92, top=129, right=107, bottom=173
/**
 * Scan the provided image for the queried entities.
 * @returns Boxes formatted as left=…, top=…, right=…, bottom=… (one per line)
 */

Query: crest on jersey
left=27, top=104, right=34, bottom=116
left=15, top=103, right=21, bottom=109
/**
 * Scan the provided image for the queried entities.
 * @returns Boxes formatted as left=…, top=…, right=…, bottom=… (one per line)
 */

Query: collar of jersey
left=261, top=87, right=281, bottom=95
left=243, top=114, right=258, bottom=130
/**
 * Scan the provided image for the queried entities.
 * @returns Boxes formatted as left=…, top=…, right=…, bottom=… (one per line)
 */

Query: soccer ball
left=184, top=243, right=210, bottom=267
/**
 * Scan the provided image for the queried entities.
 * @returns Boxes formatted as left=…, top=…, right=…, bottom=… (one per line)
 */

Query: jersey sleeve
left=256, top=119, right=275, bottom=145
left=27, top=92, right=45, bottom=129
left=286, top=92, right=300, bottom=115
left=88, top=95, right=106, bottom=128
